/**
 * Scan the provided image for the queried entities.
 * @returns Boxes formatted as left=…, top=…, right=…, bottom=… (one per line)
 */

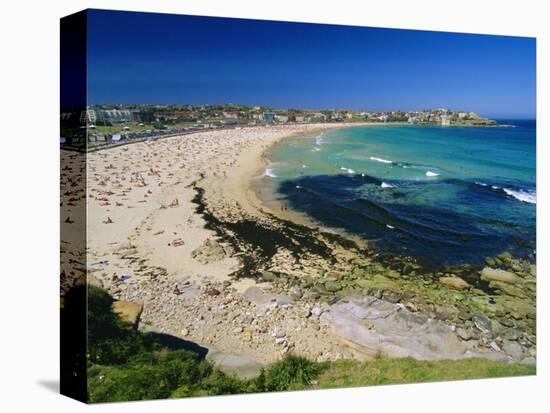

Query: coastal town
left=60, top=104, right=496, bottom=148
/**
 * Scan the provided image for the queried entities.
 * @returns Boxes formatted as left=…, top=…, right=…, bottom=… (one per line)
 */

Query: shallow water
left=258, top=121, right=536, bottom=265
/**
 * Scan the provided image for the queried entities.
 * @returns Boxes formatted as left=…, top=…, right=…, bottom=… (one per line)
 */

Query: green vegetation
left=86, top=286, right=251, bottom=402
left=256, top=356, right=325, bottom=392
left=315, top=357, right=535, bottom=389
left=85, top=286, right=535, bottom=403
left=87, top=285, right=159, bottom=365
left=92, top=121, right=196, bottom=136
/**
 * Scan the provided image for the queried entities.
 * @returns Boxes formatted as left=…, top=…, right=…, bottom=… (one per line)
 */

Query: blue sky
left=87, top=9, right=536, bottom=118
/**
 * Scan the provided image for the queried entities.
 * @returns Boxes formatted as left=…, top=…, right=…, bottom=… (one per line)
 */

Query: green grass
left=315, top=357, right=535, bottom=389
left=92, top=121, right=197, bottom=136
left=92, top=124, right=155, bottom=135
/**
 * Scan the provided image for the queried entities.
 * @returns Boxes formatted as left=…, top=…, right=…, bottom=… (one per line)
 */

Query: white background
left=0, top=0, right=547, bottom=411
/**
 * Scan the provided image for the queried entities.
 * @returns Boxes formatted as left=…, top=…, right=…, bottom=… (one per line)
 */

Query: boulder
left=456, top=327, right=475, bottom=341
left=387, top=270, right=401, bottom=279
left=322, top=295, right=504, bottom=360
left=243, top=286, right=276, bottom=313
left=111, top=301, right=143, bottom=328
left=206, top=350, right=264, bottom=379
left=275, top=294, right=294, bottom=306
left=489, top=281, right=526, bottom=298
left=472, top=313, right=492, bottom=335
left=504, top=328, right=523, bottom=341
left=260, top=271, right=278, bottom=282
left=480, top=267, right=522, bottom=284
left=439, top=276, right=470, bottom=291
left=502, top=339, right=525, bottom=360
left=288, top=286, right=303, bottom=300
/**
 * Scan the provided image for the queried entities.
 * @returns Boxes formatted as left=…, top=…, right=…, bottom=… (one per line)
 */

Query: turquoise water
left=260, top=121, right=536, bottom=265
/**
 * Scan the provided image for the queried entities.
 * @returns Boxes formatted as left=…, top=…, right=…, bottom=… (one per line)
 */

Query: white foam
left=315, top=133, right=324, bottom=146
left=340, top=167, right=355, bottom=174
left=503, top=188, right=536, bottom=204
left=475, top=182, right=488, bottom=187
left=264, top=168, right=277, bottom=178
left=370, top=156, right=392, bottom=164
left=302, top=164, right=307, bottom=168
left=426, top=171, right=439, bottom=177
left=381, top=182, right=394, bottom=189
left=295, top=185, right=302, bottom=189
left=386, top=224, right=395, bottom=229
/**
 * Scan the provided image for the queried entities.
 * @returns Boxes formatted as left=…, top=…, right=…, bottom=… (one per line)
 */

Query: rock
left=499, top=317, right=514, bottom=327
left=310, top=284, right=330, bottom=296
left=472, top=313, right=492, bottom=335
left=502, top=339, right=525, bottom=360
left=480, top=267, right=522, bottom=284
left=387, top=270, right=401, bottom=279
left=405, top=302, right=418, bottom=312
left=288, top=286, right=303, bottom=300
left=458, top=311, right=472, bottom=321
left=326, top=271, right=345, bottom=281
left=485, top=257, right=497, bottom=267
left=240, top=330, right=253, bottom=342
left=206, top=350, right=264, bottom=379
left=111, top=301, right=143, bottom=328
left=275, top=295, right=294, bottom=306
left=323, top=295, right=501, bottom=360
left=489, top=281, right=526, bottom=298
left=520, top=356, right=536, bottom=367
left=384, top=291, right=402, bottom=303
left=244, top=286, right=274, bottom=307
left=191, top=239, right=226, bottom=264
left=206, top=288, right=221, bottom=296
left=325, top=280, right=341, bottom=292
left=261, top=271, right=278, bottom=282
left=271, top=327, right=286, bottom=338
left=456, top=327, right=475, bottom=341
left=497, top=251, right=514, bottom=264
left=439, top=276, right=470, bottom=291
left=88, top=274, right=104, bottom=289
left=504, top=328, right=522, bottom=341
left=435, top=305, right=459, bottom=321
left=489, top=341, right=501, bottom=352
left=298, top=306, right=311, bottom=318
left=355, top=279, right=370, bottom=289
left=367, top=288, right=384, bottom=299
left=311, top=306, right=323, bottom=319
left=401, top=263, right=414, bottom=275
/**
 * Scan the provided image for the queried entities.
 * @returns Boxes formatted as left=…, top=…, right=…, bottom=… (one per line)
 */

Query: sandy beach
left=61, top=124, right=372, bottom=366
left=60, top=123, right=536, bottom=372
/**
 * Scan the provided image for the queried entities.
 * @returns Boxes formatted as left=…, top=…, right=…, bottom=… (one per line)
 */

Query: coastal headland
left=60, top=123, right=536, bottom=376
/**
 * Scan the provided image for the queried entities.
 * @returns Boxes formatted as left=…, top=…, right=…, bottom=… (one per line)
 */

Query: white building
left=80, top=107, right=97, bottom=124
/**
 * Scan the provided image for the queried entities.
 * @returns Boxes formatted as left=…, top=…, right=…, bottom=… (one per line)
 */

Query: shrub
left=87, top=286, right=158, bottom=365
left=257, top=355, right=324, bottom=392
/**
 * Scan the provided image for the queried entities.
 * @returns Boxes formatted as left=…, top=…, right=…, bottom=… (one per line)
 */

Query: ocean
left=258, top=121, right=536, bottom=266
